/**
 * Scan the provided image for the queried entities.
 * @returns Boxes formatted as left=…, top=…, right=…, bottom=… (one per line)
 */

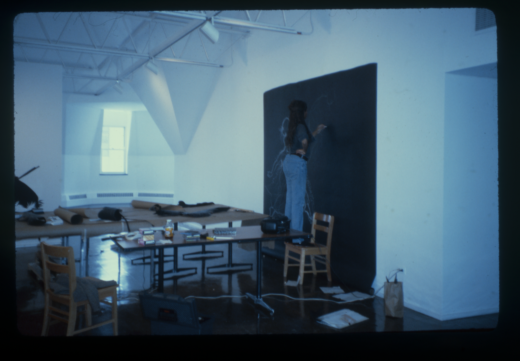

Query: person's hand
left=296, top=149, right=306, bottom=155
left=315, top=124, right=327, bottom=134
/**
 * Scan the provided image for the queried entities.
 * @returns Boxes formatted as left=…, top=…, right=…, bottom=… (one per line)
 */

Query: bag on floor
left=384, top=274, right=404, bottom=318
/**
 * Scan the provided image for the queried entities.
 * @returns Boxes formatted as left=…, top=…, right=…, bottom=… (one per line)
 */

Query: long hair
left=285, top=100, right=312, bottom=149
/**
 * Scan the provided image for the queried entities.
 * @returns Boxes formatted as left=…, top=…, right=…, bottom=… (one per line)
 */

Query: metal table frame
left=104, top=226, right=311, bottom=315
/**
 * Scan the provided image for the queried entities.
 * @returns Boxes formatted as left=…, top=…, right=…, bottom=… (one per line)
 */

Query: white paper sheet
left=317, top=309, right=368, bottom=329
left=332, top=292, right=372, bottom=302
left=320, top=286, right=344, bottom=294
left=285, top=275, right=300, bottom=287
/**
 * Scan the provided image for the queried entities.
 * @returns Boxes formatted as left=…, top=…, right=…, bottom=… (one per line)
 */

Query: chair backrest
left=311, top=212, right=335, bottom=248
left=40, top=242, right=77, bottom=296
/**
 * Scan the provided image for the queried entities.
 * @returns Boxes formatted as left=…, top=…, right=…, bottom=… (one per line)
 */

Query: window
left=100, top=109, right=132, bottom=174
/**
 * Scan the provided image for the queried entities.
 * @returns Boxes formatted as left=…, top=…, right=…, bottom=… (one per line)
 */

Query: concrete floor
left=15, top=234, right=498, bottom=338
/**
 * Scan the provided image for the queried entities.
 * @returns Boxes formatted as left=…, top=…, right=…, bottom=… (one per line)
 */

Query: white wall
left=173, top=9, right=497, bottom=320
left=442, top=73, right=498, bottom=320
left=14, top=61, right=62, bottom=212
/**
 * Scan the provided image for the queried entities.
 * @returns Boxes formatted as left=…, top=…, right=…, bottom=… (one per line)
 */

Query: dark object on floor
left=139, top=291, right=213, bottom=335
left=15, top=166, right=43, bottom=209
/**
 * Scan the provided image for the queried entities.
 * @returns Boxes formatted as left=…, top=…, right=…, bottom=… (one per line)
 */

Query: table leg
left=206, top=222, right=252, bottom=274
left=156, top=246, right=197, bottom=283
left=245, top=240, right=274, bottom=315
left=158, top=248, right=164, bottom=293
left=150, top=249, right=155, bottom=289
left=86, top=237, right=90, bottom=277
left=118, top=249, right=121, bottom=289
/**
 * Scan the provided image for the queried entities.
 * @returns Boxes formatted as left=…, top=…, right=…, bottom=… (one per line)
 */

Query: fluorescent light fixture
left=200, top=19, right=219, bottom=44
left=146, top=60, right=159, bottom=74
left=114, top=82, right=123, bottom=94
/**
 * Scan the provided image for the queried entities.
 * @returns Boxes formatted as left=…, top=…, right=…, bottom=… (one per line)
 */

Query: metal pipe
left=15, top=37, right=150, bottom=58
left=117, top=12, right=250, bottom=36
left=155, top=57, right=223, bottom=68
left=13, top=56, right=93, bottom=70
left=64, top=74, right=119, bottom=81
left=154, top=11, right=302, bottom=34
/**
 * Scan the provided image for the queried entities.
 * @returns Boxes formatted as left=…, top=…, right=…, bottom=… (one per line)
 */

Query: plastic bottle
left=165, top=219, right=174, bottom=239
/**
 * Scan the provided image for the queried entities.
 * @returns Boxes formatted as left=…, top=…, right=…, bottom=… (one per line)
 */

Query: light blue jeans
left=283, top=154, right=307, bottom=243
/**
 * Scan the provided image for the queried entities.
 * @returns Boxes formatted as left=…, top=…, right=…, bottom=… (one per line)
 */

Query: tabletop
left=15, top=204, right=268, bottom=240
left=110, top=226, right=311, bottom=252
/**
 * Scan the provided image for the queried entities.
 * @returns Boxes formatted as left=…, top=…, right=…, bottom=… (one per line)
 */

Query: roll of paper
left=54, top=207, right=83, bottom=224
left=131, top=200, right=183, bottom=211
left=67, top=207, right=100, bottom=219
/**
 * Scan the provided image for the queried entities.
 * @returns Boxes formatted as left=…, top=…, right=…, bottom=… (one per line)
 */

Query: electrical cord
left=183, top=293, right=372, bottom=306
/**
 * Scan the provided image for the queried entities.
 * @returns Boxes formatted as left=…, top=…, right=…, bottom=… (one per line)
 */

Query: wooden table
left=15, top=204, right=268, bottom=276
left=104, top=226, right=311, bottom=315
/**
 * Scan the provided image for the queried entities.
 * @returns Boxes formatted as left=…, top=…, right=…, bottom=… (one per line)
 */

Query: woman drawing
left=283, top=100, right=326, bottom=243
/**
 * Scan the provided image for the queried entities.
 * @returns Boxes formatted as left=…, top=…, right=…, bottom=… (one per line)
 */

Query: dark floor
left=15, top=234, right=498, bottom=337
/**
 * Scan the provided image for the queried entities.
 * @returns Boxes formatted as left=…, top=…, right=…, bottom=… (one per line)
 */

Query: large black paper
left=263, top=63, right=377, bottom=293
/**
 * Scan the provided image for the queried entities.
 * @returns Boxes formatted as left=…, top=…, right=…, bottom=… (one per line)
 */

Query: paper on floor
left=285, top=275, right=300, bottom=287
left=317, top=309, right=368, bottom=329
left=332, top=292, right=372, bottom=302
left=320, top=286, right=344, bottom=294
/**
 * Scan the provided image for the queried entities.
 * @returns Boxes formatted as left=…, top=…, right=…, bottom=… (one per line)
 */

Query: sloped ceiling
left=13, top=10, right=317, bottom=154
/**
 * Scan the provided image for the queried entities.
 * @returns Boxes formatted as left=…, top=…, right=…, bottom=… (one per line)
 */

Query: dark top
left=289, top=124, right=315, bottom=158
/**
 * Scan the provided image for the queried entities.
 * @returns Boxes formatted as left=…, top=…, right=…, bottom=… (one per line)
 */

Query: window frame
left=100, top=109, right=132, bottom=175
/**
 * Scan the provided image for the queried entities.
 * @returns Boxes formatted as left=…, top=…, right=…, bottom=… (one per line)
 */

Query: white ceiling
left=13, top=10, right=313, bottom=96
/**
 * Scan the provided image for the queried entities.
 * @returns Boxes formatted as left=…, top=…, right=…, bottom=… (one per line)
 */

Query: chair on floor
left=284, top=212, right=334, bottom=285
left=40, top=242, right=119, bottom=336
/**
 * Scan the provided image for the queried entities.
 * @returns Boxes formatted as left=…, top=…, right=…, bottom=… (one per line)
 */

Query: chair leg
left=85, top=303, right=92, bottom=327
left=112, top=289, right=118, bottom=336
left=326, top=255, right=332, bottom=282
left=66, top=302, right=77, bottom=336
left=41, top=294, right=50, bottom=336
left=311, top=255, right=317, bottom=275
left=299, top=251, right=306, bottom=285
left=284, top=246, right=290, bottom=278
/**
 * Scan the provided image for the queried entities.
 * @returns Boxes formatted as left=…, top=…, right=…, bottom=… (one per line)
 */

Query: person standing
left=283, top=100, right=326, bottom=244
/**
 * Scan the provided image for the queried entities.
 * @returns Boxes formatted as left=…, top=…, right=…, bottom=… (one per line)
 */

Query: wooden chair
left=284, top=213, right=334, bottom=285
left=40, top=242, right=119, bottom=336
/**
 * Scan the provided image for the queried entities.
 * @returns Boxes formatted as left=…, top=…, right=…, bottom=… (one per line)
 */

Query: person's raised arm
left=312, top=124, right=327, bottom=137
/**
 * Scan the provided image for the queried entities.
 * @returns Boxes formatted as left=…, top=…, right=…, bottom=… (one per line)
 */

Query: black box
left=139, top=291, right=213, bottom=335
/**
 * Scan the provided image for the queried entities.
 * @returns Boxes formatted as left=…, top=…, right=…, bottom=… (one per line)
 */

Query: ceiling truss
left=13, top=10, right=310, bottom=96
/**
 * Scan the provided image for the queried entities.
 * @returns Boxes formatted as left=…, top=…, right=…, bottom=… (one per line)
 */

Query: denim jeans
left=283, top=154, right=307, bottom=243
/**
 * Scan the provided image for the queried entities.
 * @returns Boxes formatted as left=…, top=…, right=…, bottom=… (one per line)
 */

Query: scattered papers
left=156, top=240, right=172, bottom=245
left=47, top=216, right=64, bottom=226
left=320, top=286, right=344, bottom=294
left=285, top=275, right=300, bottom=287
left=317, top=309, right=368, bottom=329
left=332, top=292, right=372, bottom=303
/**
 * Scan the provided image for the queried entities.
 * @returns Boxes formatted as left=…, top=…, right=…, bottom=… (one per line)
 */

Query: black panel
left=263, top=63, right=377, bottom=293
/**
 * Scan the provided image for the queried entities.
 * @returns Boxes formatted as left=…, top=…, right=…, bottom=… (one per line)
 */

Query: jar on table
left=164, top=219, right=174, bottom=239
